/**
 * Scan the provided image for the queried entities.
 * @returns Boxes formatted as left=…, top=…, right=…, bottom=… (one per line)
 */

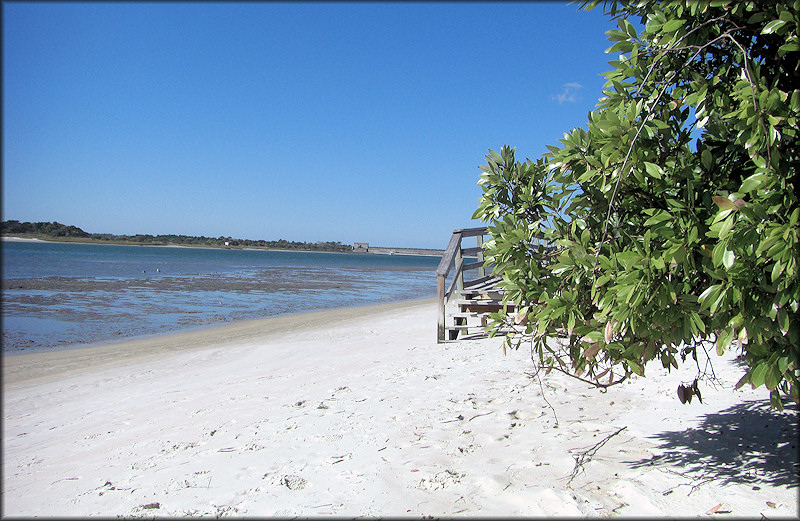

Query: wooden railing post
left=437, top=274, right=445, bottom=343
left=476, top=234, right=485, bottom=278
left=455, top=247, right=464, bottom=293
left=436, top=231, right=463, bottom=343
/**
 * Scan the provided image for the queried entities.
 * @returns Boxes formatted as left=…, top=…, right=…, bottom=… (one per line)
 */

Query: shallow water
left=1, top=241, right=441, bottom=353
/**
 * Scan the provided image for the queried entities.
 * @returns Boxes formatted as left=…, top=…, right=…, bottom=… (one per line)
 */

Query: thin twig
left=566, top=426, right=628, bottom=486
left=468, top=411, right=494, bottom=422
left=688, top=476, right=721, bottom=496
left=531, top=338, right=559, bottom=427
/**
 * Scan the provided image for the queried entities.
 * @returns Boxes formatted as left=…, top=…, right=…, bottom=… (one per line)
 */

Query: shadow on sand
left=628, top=398, right=799, bottom=489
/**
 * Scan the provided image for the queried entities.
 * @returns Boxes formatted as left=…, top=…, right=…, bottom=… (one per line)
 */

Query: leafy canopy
left=473, top=0, right=799, bottom=409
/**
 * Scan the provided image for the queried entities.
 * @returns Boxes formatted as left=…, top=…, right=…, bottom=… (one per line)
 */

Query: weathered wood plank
left=463, top=275, right=499, bottom=289
left=476, top=234, right=485, bottom=278
left=445, top=256, right=464, bottom=299
left=452, top=227, right=488, bottom=238
left=435, top=232, right=463, bottom=277
left=461, top=246, right=483, bottom=257
left=437, top=275, right=446, bottom=342
left=462, top=260, right=484, bottom=272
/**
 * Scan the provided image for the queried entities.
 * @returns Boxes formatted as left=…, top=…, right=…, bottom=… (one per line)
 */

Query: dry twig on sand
left=566, top=426, right=628, bottom=486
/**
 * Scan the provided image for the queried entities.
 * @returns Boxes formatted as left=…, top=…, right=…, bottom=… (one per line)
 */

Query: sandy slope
left=2, top=299, right=797, bottom=517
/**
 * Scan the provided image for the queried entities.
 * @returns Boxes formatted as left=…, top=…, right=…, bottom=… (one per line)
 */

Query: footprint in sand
left=416, top=469, right=466, bottom=491
left=264, top=473, right=308, bottom=490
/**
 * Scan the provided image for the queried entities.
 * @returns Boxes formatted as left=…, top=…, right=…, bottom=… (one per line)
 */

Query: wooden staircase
left=447, top=275, right=516, bottom=341
left=436, top=228, right=515, bottom=342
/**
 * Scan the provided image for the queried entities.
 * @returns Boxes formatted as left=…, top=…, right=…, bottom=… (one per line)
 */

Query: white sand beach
left=1, top=236, right=47, bottom=242
left=2, top=298, right=798, bottom=517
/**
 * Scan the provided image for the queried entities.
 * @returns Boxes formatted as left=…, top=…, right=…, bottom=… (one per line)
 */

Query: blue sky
left=3, top=2, right=619, bottom=249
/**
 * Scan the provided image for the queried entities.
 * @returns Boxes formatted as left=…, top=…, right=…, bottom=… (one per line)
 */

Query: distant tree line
left=2, top=220, right=90, bottom=238
left=1, top=220, right=354, bottom=253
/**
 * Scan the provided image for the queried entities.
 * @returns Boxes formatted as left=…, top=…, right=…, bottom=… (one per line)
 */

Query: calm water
left=1, top=240, right=441, bottom=353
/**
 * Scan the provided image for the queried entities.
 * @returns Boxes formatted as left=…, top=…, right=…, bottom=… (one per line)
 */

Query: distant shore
left=1, top=235, right=444, bottom=257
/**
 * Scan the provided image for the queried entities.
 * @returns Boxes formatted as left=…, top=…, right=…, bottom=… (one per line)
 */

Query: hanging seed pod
left=677, top=384, right=688, bottom=404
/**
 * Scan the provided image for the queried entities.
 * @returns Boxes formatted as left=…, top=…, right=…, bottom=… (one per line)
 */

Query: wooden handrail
left=437, top=226, right=489, bottom=342
left=435, top=232, right=463, bottom=278
left=452, top=227, right=489, bottom=238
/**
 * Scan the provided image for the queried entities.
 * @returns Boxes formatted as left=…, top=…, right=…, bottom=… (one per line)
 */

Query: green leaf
left=690, top=312, right=706, bottom=333
left=582, top=331, right=604, bottom=343
left=778, top=307, right=789, bottom=334
left=772, top=260, right=785, bottom=282
left=718, top=216, right=734, bottom=239
left=764, top=363, right=781, bottom=390
left=739, top=172, right=766, bottom=193
left=698, top=284, right=722, bottom=310
left=627, top=359, right=644, bottom=376
left=778, top=356, right=789, bottom=374
left=723, top=249, right=736, bottom=269
left=662, top=19, right=685, bottom=32
left=701, top=149, right=713, bottom=170
left=779, top=41, right=800, bottom=55
left=735, top=369, right=752, bottom=389
left=770, top=390, right=784, bottom=411
left=709, top=285, right=727, bottom=315
left=751, top=363, right=768, bottom=388
left=643, top=161, right=664, bottom=179
left=762, top=19, right=787, bottom=34
left=716, top=328, right=734, bottom=355
left=643, top=210, right=672, bottom=226
left=712, top=241, right=726, bottom=267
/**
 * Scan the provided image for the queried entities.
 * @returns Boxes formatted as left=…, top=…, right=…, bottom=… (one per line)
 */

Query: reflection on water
left=2, top=241, right=441, bottom=353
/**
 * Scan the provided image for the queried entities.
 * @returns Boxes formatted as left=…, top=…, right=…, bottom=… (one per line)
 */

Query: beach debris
left=141, top=502, right=161, bottom=510
left=707, top=503, right=732, bottom=514
left=566, top=426, right=627, bottom=486
left=677, top=379, right=703, bottom=404
left=330, top=453, right=351, bottom=464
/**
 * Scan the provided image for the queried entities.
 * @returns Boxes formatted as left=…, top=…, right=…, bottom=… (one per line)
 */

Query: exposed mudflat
left=2, top=266, right=436, bottom=352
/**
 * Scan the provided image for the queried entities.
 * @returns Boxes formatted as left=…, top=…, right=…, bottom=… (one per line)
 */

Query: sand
left=2, top=298, right=798, bottom=517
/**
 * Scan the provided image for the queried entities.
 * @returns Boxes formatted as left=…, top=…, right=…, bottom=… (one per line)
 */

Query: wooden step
left=456, top=299, right=516, bottom=313
left=454, top=298, right=509, bottom=306
left=450, top=312, right=485, bottom=319
left=459, top=291, right=505, bottom=301
left=463, top=275, right=502, bottom=290
left=448, top=324, right=474, bottom=331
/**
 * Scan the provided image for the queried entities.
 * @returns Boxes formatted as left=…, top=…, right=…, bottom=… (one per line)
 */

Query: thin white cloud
left=553, top=82, right=583, bottom=104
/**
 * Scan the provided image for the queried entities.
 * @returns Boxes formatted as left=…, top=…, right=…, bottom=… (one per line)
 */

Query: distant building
left=354, top=242, right=369, bottom=252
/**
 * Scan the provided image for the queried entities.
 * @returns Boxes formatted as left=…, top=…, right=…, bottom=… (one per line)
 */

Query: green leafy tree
left=473, top=0, right=799, bottom=409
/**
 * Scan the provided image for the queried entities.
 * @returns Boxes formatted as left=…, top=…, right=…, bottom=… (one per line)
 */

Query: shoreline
left=2, top=296, right=436, bottom=388
left=1, top=236, right=45, bottom=242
